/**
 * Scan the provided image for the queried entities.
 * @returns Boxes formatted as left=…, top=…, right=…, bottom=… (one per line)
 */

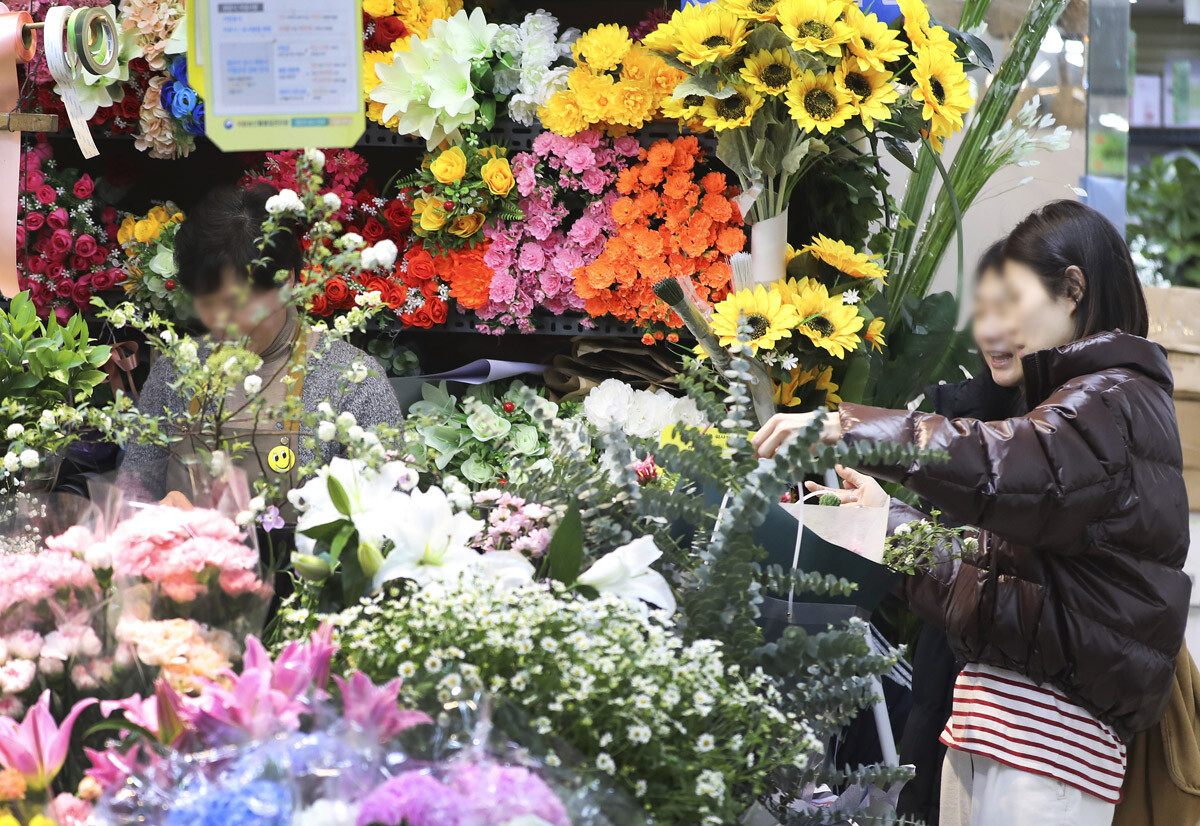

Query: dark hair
left=976, top=238, right=1006, bottom=282
left=1003, top=200, right=1148, bottom=339
left=174, top=185, right=302, bottom=297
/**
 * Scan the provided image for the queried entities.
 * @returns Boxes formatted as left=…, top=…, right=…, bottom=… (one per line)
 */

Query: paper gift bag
left=780, top=491, right=889, bottom=565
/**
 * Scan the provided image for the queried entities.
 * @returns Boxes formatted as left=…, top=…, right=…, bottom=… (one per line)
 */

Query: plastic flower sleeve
left=0, top=493, right=110, bottom=716
left=86, top=476, right=271, bottom=696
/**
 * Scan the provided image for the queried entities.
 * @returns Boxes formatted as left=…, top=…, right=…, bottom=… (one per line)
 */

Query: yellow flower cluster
left=117, top=205, right=182, bottom=248
left=410, top=145, right=516, bottom=244
left=539, top=24, right=684, bottom=137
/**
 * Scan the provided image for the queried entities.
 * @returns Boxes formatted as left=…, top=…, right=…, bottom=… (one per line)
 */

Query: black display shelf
left=1129, top=126, right=1200, bottom=146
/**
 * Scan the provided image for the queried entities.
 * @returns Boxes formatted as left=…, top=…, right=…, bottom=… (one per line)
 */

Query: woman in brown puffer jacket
left=753, top=201, right=1192, bottom=826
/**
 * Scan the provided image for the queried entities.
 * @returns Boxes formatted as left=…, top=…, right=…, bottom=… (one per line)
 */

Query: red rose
left=365, top=277, right=391, bottom=298
left=46, top=263, right=65, bottom=281
left=69, top=254, right=89, bottom=271
left=100, top=206, right=118, bottom=225
left=419, top=276, right=438, bottom=299
left=72, top=174, right=95, bottom=200
left=24, top=212, right=44, bottom=231
left=309, top=293, right=329, bottom=316
left=54, top=305, right=72, bottom=325
left=362, top=217, right=386, bottom=244
left=408, top=306, right=435, bottom=328
left=49, top=229, right=73, bottom=256
left=14, top=225, right=23, bottom=248
left=35, top=185, right=57, bottom=206
left=119, top=95, right=140, bottom=119
left=29, top=279, right=50, bottom=302
left=23, top=169, right=44, bottom=192
left=89, top=251, right=108, bottom=268
left=91, top=269, right=116, bottom=291
left=33, top=235, right=51, bottom=255
left=47, top=208, right=68, bottom=230
left=325, top=277, right=351, bottom=308
left=103, top=223, right=119, bottom=242
left=385, top=284, right=406, bottom=309
left=370, top=16, right=408, bottom=50
left=405, top=247, right=436, bottom=281
left=75, top=234, right=98, bottom=258
left=27, top=256, right=46, bottom=275
left=55, top=278, right=73, bottom=298
left=429, top=297, right=448, bottom=324
left=129, top=57, right=149, bottom=73
left=383, top=199, right=413, bottom=234
left=71, top=281, right=92, bottom=305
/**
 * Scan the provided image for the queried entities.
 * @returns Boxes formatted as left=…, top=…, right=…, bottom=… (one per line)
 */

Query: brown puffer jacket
left=839, top=331, right=1191, bottom=740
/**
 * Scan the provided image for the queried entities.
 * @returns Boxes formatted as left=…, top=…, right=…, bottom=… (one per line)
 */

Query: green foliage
left=1127, top=153, right=1200, bottom=287
left=864, top=291, right=973, bottom=409
left=0, top=292, right=108, bottom=405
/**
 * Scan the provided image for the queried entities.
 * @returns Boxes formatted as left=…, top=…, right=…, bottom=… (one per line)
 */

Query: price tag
left=192, top=0, right=365, bottom=151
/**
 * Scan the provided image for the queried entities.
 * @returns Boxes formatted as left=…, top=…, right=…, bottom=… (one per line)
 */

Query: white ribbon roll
left=44, top=6, right=98, bottom=159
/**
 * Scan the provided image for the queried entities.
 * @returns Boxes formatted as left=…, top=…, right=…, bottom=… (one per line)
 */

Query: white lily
left=578, top=536, right=677, bottom=613
left=426, top=52, right=476, bottom=118
left=432, top=8, right=499, bottom=62
left=372, top=40, right=435, bottom=123
left=477, top=551, right=536, bottom=590
left=289, top=459, right=414, bottom=554
left=373, top=486, right=484, bottom=590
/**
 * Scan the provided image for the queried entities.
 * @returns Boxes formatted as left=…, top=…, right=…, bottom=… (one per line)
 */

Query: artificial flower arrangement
left=460, top=130, right=641, bottom=334
left=642, top=0, right=978, bottom=285
left=492, top=11, right=579, bottom=126
left=242, top=147, right=371, bottom=224
left=404, top=381, right=565, bottom=489
left=574, top=136, right=745, bottom=333
left=115, top=204, right=191, bottom=324
left=17, top=139, right=125, bottom=323
left=157, top=56, right=204, bottom=140
left=400, top=142, right=522, bottom=250
left=538, top=22, right=684, bottom=137
left=707, top=234, right=888, bottom=410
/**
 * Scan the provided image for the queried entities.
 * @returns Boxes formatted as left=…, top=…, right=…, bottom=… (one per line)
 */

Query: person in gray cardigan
left=118, top=185, right=402, bottom=506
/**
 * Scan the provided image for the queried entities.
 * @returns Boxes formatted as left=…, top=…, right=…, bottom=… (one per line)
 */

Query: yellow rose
left=419, top=201, right=448, bottom=232
left=363, top=0, right=394, bottom=16
left=148, top=206, right=170, bottom=224
left=449, top=212, right=485, bottom=238
left=133, top=218, right=163, bottom=244
left=481, top=157, right=514, bottom=197
left=117, top=215, right=137, bottom=246
left=430, top=146, right=467, bottom=184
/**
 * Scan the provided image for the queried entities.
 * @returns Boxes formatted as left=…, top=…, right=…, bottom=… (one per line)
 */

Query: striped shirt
left=940, top=664, right=1127, bottom=803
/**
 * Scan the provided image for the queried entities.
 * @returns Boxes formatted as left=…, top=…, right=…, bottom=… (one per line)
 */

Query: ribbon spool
left=0, top=3, right=35, bottom=298
left=68, top=7, right=116, bottom=75
left=43, top=5, right=118, bottom=160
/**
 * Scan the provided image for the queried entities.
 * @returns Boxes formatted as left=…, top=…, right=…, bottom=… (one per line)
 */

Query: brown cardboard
left=1185, top=468, right=1200, bottom=512
left=1178, top=398, right=1200, bottom=469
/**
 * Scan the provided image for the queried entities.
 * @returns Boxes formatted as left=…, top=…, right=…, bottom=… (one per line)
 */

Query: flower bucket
left=750, top=208, right=789, bottom=286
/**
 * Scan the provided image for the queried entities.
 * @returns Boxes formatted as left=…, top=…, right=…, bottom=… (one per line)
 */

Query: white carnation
left=370, top=239, right=398, bottom=269
left=303, top=148, right=326, bottom=170
left=264, top=189, right=304, bottom=215
left=322, top=192, right=342, bottom=212
left=2, top=453, right=19, bottom=473
left=625, top=389, right=674, bottom=439
left=583, top=379, right=634, bottom=431
left=670, top=396, right=709, bottom=429
left=339, top=232, right=365, bottom=251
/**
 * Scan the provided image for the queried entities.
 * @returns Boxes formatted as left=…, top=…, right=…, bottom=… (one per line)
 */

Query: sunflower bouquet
left=399, top=141, right=523, bottom=251
left=707, top=233, right=887, bottom=411
left=642, top=0, right=977, bottom=285
left=116, top=203, right=193, bottom=323
left=538, top=23, right=685, bottom=137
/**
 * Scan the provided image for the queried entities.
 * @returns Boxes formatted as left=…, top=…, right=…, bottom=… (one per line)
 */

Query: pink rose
left=89, top=251, right=108, bottom=268
left=55, top=278, right=73, bottom=298
left=49, top=229, right=72, bottom=256
left=29, top=278, right=51, bottom=302
left=47, top=263, right=65, bottom=281
left=23, top=169, right=44, bottom=192
left=517, top=243, right=547, bottom=272
left=581, top=168, right=607, bottom=195
left=33, top=237, right=51, bottom=257
left=27, top=256, right=46, bottom=275
left=75, top=234, right=98, bottom=258
left=25, top=211, right=44, bottom=231
left=35, top=185, right=57, bottom=205
left=69, top=254, right=89, bottom=271
left=47, top=207, right=69, bottom=230
left=91, top=269, right=117, bottom=291
left=15, top=225, right=24, bottom=248
left=564, top=145, right=594, bottom=174
left=72, top=174, right=94, bottom=199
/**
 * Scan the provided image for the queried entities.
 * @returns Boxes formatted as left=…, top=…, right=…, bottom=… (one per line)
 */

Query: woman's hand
left=159, top=490, right=194, bottom=510
left=752, top=411, right=843, bottom=458
left=804, top=464, right=888, bottom=509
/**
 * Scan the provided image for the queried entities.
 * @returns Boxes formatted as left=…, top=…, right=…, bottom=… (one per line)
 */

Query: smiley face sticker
left=267, top=443, right=295, bottom=473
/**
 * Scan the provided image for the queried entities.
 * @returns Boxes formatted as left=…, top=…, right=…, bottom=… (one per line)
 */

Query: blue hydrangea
left=165, top=779, right=292, bottom=826
left=171, top=55, right=189, bottom=86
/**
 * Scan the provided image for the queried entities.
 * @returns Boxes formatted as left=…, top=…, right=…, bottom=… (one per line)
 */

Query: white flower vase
left=750, top=208, right=789, bottom=286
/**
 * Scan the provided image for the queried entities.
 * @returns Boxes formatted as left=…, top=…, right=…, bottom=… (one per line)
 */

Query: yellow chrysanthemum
left=608, top=80, right=656, bottom=128
left=710, top=285, right=800, bottom=355
left=722, top=0, right=785, bottom=22
left=802, top=234, right=888, bottom=282
left=623, top=46, right=684, bottom=104
left=574, top=23, right=633, bottom=72
left=363, top=0, right=394, bottom=17
left=911, top=43, right=973, bottom=151
left=835, top=61, right=898, bottom=131
left=777, top=0, right=851, bottom=58
left=788, top=282, right=863, bottom=358
left=672, top=4, right=749, bottom=67
left=570, top=71, right=619, bottom=124
left=842, top=5, right=907, bottom=71
left=865, top=317, right=887, bottom=352
left=739, top=49, right=801, bottom=96
left=539, top=90, right=588, bottom=136
left=698, top=85, right=765, bottom=130
left=785, top=70, right=853, bottom=134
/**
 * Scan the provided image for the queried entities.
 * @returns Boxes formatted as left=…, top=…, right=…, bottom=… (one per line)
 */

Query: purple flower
left=334, top=671, right=431, bottom=741
left=258, top=506, right=285, bottom=532
left=356, top=772, right=469, bottom=826
left=517, top=243, right=547, bottom=272
left=448, top=763, right=570, bottom=826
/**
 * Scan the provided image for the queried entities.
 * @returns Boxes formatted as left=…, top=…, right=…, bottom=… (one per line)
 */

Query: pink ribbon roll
left=0, top=5, right=34, bottom=298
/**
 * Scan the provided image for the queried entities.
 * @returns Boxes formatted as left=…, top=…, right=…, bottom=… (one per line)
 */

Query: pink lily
left=0, top=690, right=97, bottom=791
left=334, top=671, right=431, bottom=741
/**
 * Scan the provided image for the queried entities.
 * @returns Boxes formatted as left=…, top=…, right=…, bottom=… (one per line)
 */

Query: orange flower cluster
left=575, top=136, right=745, bottom=328
left=434, top=242, right=493, bottom=311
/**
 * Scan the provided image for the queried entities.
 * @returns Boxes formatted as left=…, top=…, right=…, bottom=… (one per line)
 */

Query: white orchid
left=372, top=486, right=485, bottom=589
left=578, top=536, right=676, bottom=613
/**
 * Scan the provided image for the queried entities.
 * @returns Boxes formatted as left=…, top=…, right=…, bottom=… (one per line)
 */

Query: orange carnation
left=647, top=140, right=675, bottom=168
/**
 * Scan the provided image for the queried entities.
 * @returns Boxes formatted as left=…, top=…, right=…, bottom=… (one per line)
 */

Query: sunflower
left=777, top=0, right=851, bottom=58
left=662, top=93, right=708, bottom=121
left=788, top=284, right=863, bottom=359
left=911, top=44, right=973, bottom=151
left=864, top=317, right=886, bottom=352
left=785, top=70, right=853, bottom=134
left=739, top=49, right=801, bottom=96
left=842, top=5, right=907, bottom=71
left=573, top=23, right=633, bottom=72
left=774, top=368, right=808, bottom=408
left=802, top=234, right=888, bottom=282
left=698, top=85, right=765, bottom=130
left=834, top=61, right=898, bottom=131
left=710, top=285, right=800, bottom=354
left=722, top=0, right=784, bottom=22
left=672, top=4, right=749, bottom=67
left=808, top=365, right=843, bottom=407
